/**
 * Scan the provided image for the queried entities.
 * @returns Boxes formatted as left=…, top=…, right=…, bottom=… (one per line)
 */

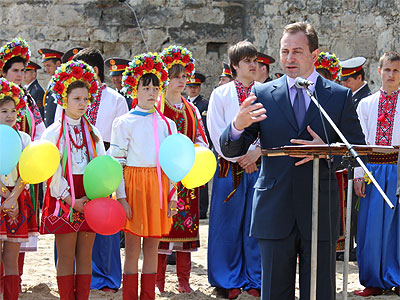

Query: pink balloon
left=84, top=198, right=126, bottom=235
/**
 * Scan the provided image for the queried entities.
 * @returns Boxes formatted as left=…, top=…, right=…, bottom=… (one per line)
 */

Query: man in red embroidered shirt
left=354, top=51, right=400, bottom=297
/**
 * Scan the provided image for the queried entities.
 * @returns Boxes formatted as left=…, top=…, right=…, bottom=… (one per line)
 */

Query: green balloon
left=83, top=155, right=123, bottom=200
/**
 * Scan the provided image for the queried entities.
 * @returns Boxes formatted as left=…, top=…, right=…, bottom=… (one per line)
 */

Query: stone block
left=184, top=7, right=224, bottom=24
left=48, top=4, right=85, bottom=27
left=91, top=27, right=119, bottom=43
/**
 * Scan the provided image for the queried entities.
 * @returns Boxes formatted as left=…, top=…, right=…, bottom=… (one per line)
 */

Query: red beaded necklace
left=68, top=125, right=84, bottom=149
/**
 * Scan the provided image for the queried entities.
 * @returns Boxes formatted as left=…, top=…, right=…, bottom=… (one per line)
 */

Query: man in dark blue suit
left=220, top=22, right=365, bottom=300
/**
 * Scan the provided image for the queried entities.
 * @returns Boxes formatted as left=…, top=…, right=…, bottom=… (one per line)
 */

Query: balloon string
left=153, top=112, right=163, bottom=209
left=26, top=106, right=36, bottom=140
left=64, top=115, right=75, bottom=221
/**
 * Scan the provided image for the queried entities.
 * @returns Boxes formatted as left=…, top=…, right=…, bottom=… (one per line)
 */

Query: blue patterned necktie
left=293, top=87, right=306, bottom=127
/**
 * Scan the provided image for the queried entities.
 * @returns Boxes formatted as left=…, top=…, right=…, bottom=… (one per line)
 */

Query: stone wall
left=0, top=0, right=399, bottom=97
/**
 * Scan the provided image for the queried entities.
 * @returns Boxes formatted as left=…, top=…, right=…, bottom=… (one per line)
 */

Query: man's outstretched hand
left=290, top=126, right=326, bottom=166
left=233, top=94, right=267, bottom=131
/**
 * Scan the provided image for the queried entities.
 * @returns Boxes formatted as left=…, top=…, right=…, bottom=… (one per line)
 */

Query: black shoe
left=336, top=252, right=344, bottom=261
left=349, top=248, right=357, bottom=262
left=167, top=252, right=176, bottom=265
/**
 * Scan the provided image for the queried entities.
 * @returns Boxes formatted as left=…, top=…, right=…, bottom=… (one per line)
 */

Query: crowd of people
left=0, top=19, right=399, bottom=300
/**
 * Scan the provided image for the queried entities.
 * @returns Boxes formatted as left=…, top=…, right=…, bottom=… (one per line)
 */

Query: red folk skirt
left=0, top=187, right=38, bottom=242
left=40, top=175, right=93, bottom=234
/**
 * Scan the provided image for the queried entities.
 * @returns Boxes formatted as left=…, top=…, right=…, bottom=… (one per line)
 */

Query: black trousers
left=199, top=183, right=209, bottom=218
left=258, top=224, right=336, bottom=300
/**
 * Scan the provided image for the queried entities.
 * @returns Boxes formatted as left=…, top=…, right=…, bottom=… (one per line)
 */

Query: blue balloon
left=0, top=125, right=22, bottom=175
left=159, top=133, right=195, bottom=182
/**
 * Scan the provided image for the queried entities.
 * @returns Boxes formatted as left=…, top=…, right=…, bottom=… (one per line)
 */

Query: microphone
left=295, top=77, right=314, bottom=88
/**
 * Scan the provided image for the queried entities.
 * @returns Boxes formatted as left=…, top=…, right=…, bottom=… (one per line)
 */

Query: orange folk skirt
left=123, top=166, right=172, bottom=238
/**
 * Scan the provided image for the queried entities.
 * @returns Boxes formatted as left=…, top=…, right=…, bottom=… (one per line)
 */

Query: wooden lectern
left=262, top=143, right=397, bottom=300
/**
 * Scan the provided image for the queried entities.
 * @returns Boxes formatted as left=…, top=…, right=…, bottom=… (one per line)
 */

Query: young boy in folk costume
left=110, top=52, right=178, bottom=300
left=0, top=78, right=38, bottom=299
left=0, top=37, right=45, bottom=293
left=40, top=60, right=106, bottom=300
left=156, top=45, right=208, bottom=293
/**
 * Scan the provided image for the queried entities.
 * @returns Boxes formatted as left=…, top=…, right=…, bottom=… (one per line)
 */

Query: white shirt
left=109, top=107, right=178, bottom=199
left=41, top=116, right=106, bottom=200
left=207, top=81, right=257, bottom=162
left=54, top=86, right=129, bottom=142
left=355, top=90, right=400, bottom=178
left=0, top=131, right=31, bottom=187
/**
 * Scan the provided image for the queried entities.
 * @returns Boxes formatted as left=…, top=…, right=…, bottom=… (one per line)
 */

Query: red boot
left=156, top=254, right=167, bottom=293
left=75, top=274, right=92, bottom=300
left=18, top=252, right=24, bottom=293
left=123, top=273, right=138, bottom=300
left=176, top=252, right=192, bottom=293
left=56, top=275, right=75, bottom=300
left=3, top=275, right=19, bottom=300
left=140, top=273, right=156, bottom=300
left=353, top=287, right=383, bottom=297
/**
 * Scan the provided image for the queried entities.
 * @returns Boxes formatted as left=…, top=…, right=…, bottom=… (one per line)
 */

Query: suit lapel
left=299, top=75, right=332, bottom=134
left=271, top=76, right=298, bottom=131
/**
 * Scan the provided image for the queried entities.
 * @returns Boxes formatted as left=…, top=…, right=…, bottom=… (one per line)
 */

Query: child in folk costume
left=157, top=45, right=208, bottom=293
left=0, top=38, right=46, bottom=292
left=110, top=52, right=178, bottom=300
left=0, top=78, right=38, bottom=299
left=39, top=60, right=106, bottom=300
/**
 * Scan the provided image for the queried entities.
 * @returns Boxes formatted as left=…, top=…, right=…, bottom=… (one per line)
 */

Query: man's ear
left=311, top=49, right=320, bottom=64
left=56, top=61, right=61, bottom=67
left=93, top=66, right=99, bottom=76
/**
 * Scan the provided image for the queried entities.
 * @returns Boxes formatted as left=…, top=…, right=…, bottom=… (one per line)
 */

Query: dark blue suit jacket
left=27, top=79, right=45, bottom=119
left=220, top=75, right=365, bottom=241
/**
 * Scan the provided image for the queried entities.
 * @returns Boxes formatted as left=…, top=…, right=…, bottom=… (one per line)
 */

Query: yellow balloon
left=181, top=147, right=217, bottom=189
left=19, top=140, right=60, bottom=184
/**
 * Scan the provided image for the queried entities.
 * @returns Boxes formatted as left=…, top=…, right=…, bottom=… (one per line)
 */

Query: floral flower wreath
left=50, top=60, right=99, bottom=108
left=0, top=37, right=31, bottom=72
left=160, top=45, right=195, bottom=77
left=121, top=52, right=169, bottom=102
left=0, top=78, right=26, bottom=122
left=315, top=52, right=341, bottom=80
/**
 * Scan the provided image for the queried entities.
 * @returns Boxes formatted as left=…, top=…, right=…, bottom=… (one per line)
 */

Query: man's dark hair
left=228, top=41, right=257, bottom=77
left=74, top=48, right=105, bottom=83
left=379, top=51, right=400, bottom=69
left=283, top=22, right=318, bottom=53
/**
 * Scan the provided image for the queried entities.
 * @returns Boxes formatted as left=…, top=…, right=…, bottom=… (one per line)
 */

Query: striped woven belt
left=368, top=152, right=398, bottom=165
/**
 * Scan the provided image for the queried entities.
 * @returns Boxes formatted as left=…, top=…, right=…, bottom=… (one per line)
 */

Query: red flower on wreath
left=53, top=81, right=65, bottom=95
left=1, top=81, right=10, bottom=93
left=125, top=76, right=136, bottom=87
left=143, top=57, right=154, bottom=71
left=12, top=46, right=21, bottom=56
left=4, top=53, right=12, bottom=61
left=71, top=66, right=83, bottom=79
left=82, top=71, right=94, bottom=82
left=164, top=56, right=173, bottom=64
left=186, top=63, right=194, bottom=73
left=155, top=62, right=162, bottom=71
left=16, top=99, right=26, bottom=111
left=11, top=86, right=20, bottom=97
left=172, top=52, right=181, bottom=61
left=21, top=47, right=28, bottom=56
left=160, top=71, right=168, bottom=81
left=89, top=82, right=98, bottom=94
left=182, top=55, right=190, bottom=64
left=58, top=72, right=71, bottom=82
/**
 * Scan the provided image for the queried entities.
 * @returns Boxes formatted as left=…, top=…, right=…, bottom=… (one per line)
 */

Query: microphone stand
left=300, top=84, right=394, bottom=300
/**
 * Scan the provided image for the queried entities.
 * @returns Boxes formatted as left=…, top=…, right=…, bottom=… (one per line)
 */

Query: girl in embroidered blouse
left=156, top=46, right=208, bottom=294
left=110, top=52, right=177, bottom=300
left=0, top=78, right=38, bottom=299
left=39, top=60, right=105, bottom=300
